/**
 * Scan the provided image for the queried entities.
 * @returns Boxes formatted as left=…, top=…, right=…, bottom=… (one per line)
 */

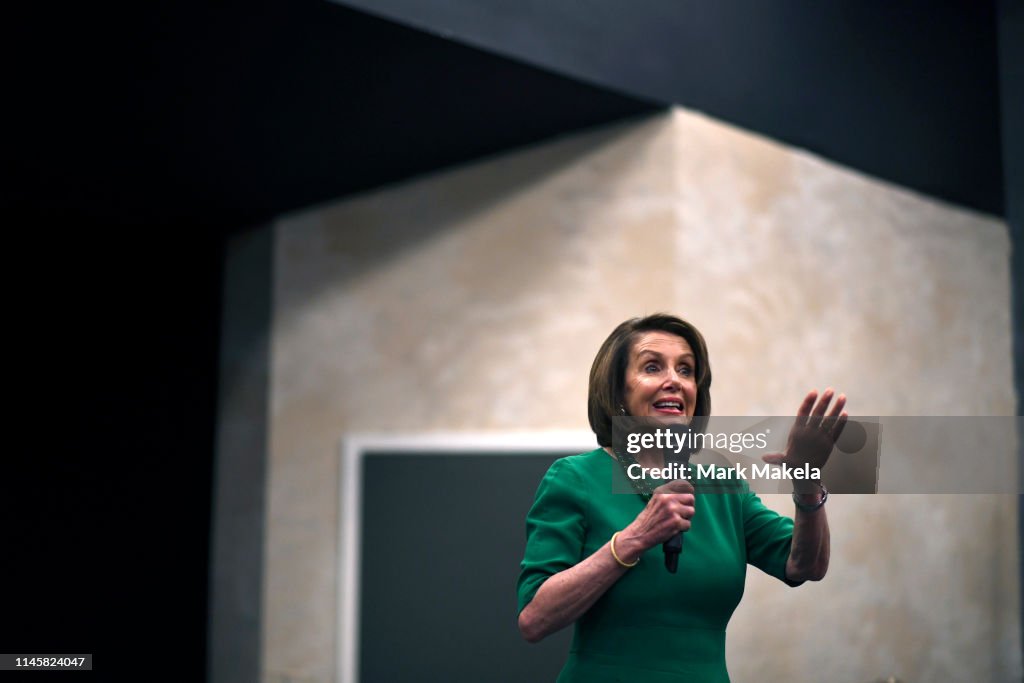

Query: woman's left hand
left=761, top=389, right=847, bottom=482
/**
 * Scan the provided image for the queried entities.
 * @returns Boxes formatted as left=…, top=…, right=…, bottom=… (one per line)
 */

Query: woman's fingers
left=817, top=391, right=846, bottom=436
left=808, top=388, right=834, bottom=428
left=643, top=489, right=696, bottom=538
left=781, top=389, right=849, bottom=470
left=653, top=479, right=694, bottom=495
left=800, top=388, right=847, bottom=435
left=654, top=493, right=694, bottom=516
left=668, top=499, right=694, bottom=532
left=828, top=394, right=847, bottom=417
left=795, top=390, right=818, bottom=425
left=831, top=411, right=849, bottom=441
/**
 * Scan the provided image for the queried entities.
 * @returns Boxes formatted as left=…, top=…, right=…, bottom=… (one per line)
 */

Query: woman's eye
left=644, top=363, right=659, bottom=373
left=679, top=365, right=693, bottom=377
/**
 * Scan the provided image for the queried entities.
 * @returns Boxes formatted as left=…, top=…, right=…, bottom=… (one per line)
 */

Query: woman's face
left=622, top=331, right=698, bottom=420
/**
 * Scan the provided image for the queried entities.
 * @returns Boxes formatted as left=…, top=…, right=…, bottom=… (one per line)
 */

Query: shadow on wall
left=272, top=110, right=672, bottom=325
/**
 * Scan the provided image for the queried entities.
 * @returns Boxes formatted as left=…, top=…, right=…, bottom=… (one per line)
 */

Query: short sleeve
left=742, top=490, right=802, bottom=586
left=516, top=458, right=588, bottom=614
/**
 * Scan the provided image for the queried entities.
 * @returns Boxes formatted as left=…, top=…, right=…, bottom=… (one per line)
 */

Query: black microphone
left=662, top=422, right=697, bottom=574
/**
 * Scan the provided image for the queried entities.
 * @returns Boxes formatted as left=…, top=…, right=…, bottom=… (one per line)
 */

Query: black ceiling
left=8, top=1, right=659, bottom=232
left=341, top=0, right=1007, bottom=216
left=8, top=0, right=1006, bottom=232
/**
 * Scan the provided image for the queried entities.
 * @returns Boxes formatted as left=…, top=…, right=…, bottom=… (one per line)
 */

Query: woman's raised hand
left=761, top=388, right=847, bottom=477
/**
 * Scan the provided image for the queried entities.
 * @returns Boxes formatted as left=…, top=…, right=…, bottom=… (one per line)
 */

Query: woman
left=516, top=313, right=846, bottom=682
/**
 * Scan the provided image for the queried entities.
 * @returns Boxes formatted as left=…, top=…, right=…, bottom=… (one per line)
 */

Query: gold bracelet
left=610, top=531, right=639, bottom=568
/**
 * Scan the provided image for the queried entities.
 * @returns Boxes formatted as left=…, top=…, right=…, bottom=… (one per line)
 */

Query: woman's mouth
left=652, top=400, right=684, bottom=414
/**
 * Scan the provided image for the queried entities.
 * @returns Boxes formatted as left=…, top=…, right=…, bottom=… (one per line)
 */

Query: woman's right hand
left=519, top=480, right=695, bottom=642
left=619, top=479, right=696, bottom=555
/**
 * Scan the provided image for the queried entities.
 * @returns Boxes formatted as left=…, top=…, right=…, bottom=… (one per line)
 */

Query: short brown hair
left=588, top=313, right=712, bottom=446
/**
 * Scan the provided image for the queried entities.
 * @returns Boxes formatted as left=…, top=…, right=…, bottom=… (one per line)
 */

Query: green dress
left=517, top=448, right=800, bottom=682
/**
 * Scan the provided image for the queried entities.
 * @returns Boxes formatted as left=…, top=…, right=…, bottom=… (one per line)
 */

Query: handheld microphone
left=663, top=422, right=697, bottom=574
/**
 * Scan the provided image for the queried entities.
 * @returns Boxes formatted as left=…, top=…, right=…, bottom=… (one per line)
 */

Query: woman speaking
left=517, top=313, right=847, bottom=682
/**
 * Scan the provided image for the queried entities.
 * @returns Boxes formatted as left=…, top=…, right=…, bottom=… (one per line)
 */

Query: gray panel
left=208, top=226, right=274, bottom=683
left=360, top=452, right=573, bottom=682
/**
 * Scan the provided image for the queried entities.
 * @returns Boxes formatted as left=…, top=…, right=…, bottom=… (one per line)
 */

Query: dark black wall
left=999, top=2, right=1023, bottom=414
left=996, top=0, right=1024, bottom=652
left=5, top=2, right=657, bottom=679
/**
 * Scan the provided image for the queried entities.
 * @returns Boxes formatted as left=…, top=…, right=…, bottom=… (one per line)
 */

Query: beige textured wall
left=264, top=109, right=1020, bottom=682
